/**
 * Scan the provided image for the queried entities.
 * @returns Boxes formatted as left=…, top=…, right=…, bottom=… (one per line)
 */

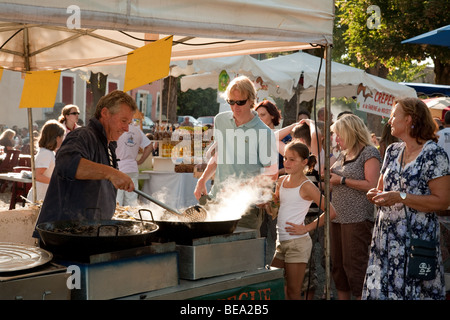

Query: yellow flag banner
left=124, top=35, right=173, bottom=92
left=0, top=68, right=3, bottom=82
left=19, top=70, right=61, bottom=109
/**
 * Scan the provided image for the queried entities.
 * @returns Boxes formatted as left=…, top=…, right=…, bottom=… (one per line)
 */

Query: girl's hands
left=285, top=221, right=308, bottom=235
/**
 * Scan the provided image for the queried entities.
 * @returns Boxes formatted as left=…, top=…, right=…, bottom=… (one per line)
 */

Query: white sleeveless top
left=277, top=176, right=313, bottom=241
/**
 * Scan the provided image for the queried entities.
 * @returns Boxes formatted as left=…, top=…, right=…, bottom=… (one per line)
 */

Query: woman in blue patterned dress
left=363, top=97, right=450, bottom=300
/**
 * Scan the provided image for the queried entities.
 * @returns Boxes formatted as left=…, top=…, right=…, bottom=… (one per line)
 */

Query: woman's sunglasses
left=226, top=99, right=247, bottom=106
left=69, top=112, right=80, bottom=115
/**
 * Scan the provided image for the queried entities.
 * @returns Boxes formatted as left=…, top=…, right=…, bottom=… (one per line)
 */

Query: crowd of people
left=0, top=124, right=38, bottom=154
left=194, top=76, right=449, bottom=301
left=1, top=98, right=151, bottom=207
left=2, top=77, right=448, bottom=301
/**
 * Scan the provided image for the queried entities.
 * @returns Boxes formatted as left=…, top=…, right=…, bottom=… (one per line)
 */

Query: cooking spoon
left=133, top=189, right=207, bottom=222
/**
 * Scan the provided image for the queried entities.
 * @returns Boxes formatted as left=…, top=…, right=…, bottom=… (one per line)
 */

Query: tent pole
left=159, top=79, right=162, bottom=127
left=167, top=71, right=171, bottom=123
left=323, top=45, right=332, bottom=300
left=23, top=26, right=37, bottom=204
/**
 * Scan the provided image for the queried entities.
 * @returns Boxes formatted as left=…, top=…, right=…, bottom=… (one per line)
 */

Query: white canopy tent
left=260, top=52, right=417, bottom=102
left=0, top=1, right=334, bottom=71
left=177, top=52, right=417, bottom=102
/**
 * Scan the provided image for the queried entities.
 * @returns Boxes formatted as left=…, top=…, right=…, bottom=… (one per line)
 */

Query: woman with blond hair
left=58, top=104, right=81, bottom=139
left=27, top=120, right=65, bottom=202
left=329, top=114, right=382, bottom=300
left=0, top=129, right=16, bottom=151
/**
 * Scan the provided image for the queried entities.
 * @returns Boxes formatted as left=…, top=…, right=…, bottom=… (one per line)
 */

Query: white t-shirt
left=27, top=147, right=55, bottom=201
left=116, top=124, right=151, bottom=173
left=62, top=121, right=81, bottom=140
left=277, top=177, right=313, bottom=242
left=437, top=127, right=450, bottom=161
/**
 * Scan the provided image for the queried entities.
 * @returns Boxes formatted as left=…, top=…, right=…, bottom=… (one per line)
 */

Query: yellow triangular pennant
left=19, top=70, right=61, bottom=108
left=124, top=35, right=173, bottom=92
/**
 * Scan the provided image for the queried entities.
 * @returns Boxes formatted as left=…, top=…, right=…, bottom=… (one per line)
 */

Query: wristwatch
left=340, top=176, right=346, bottom=185
left=400, top=192, right=407, bottom=200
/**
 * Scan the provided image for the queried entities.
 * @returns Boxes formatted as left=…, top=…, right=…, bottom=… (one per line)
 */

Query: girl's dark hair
left=285, top=141, right=316, bottom=170
left=39, top=120, right=65, bottom=151
left=291, top=123, right=311, bottom=146
left=298, top=109, right=311, bottom=119
left=255, top=100, right=282, bottom=126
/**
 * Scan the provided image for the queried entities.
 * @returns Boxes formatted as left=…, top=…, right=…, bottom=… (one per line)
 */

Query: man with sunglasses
left=194, top=76, right=278, bottom=234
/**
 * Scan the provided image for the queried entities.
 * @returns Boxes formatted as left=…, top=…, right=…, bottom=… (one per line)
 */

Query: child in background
left=27, top=120, right=65, bottom=202
left=270, top=141, right=337, bottom=300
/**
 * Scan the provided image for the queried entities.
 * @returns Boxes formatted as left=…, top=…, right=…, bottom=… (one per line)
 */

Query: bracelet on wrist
left=340, top=176, right=346, bottom=185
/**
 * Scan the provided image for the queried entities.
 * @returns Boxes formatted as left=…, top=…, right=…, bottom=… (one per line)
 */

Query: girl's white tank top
left=277, top=176, right=313, bottom=241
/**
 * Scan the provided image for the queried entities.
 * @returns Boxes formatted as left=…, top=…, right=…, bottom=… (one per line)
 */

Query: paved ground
left=0, top=189, right=12, bottom=210
left=308, top=230, right=337, bottom=300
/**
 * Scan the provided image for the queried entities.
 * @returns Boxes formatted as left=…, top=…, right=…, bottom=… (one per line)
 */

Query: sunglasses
left=226, top=99, right=247, bottom=106
left=69, top=112, right=80, bottom=115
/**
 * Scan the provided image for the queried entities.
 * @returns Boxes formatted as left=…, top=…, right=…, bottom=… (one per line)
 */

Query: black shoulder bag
left=400, top=147, right=437, bottom=281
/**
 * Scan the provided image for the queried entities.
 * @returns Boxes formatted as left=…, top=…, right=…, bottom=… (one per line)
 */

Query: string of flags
left=1, top=35, right=173, bottom=109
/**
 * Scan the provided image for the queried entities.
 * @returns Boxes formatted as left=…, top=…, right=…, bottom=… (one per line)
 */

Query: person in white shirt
left=27, top=120, right=65, bottom=202
left=437, top=111, right=450, bottom=161
left=115, top=122, right=154, bottom=206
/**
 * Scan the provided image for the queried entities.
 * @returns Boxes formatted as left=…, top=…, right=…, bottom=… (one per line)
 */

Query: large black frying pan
left=36, top=219, right=159, bottom=260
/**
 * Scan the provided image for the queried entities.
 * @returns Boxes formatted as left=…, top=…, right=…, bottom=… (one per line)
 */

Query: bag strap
left=400, top=146, right=436, bottom=242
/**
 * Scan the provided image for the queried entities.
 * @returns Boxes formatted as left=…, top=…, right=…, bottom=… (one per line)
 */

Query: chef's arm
left=75, top=158, right=134, bottom=191
left=194, top=153, right=217, bottom=200
left=200, top=154, right=218, bottom=182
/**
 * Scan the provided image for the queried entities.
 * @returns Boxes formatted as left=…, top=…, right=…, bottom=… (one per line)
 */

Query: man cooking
left=194, top=75, right=278, bottom=234
left=33, top=90, right=137, bottom=238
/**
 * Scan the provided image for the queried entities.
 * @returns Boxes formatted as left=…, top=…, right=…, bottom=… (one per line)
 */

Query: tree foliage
left=335, top=0, right=450, bottom=84
left=177, top=79, right=219, bottom=118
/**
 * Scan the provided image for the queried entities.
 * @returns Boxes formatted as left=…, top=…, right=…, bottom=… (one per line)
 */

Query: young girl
left=27, top=120, right=65, bottom=202
left=270, top=141, right=337, bottom=300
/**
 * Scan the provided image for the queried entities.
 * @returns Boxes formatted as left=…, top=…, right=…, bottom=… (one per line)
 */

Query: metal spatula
left=133, top=189, right=208, bottom=222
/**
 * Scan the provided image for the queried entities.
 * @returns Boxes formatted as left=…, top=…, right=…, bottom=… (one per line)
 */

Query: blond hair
left=222, top=76, right=257, bottom=108
left=0, top=129, right=16, bottom=141
left=331, top=114, right=373, bottom=156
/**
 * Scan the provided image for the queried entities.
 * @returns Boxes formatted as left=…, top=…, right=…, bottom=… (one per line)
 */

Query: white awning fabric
left=0, top=0, right=334, bottom=72
left=177, top=52, right=417, bottom=102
